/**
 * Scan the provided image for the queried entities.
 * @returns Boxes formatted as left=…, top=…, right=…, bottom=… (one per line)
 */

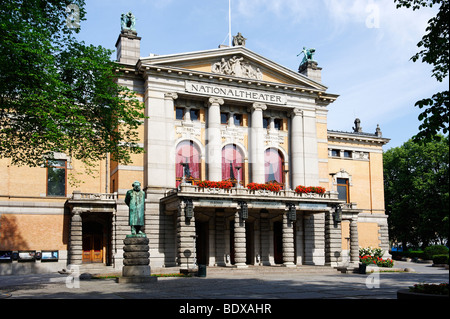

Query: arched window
left=176, top=140, right=201, bottom=186
left=264, top=148, right=284, bottom=184
left=222, top=144, right=244, bottom=185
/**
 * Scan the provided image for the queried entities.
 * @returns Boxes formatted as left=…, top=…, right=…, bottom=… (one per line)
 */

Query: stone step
left=164, top=265, right=340, bottom=275
left=79, top=264, right=118, bottom=275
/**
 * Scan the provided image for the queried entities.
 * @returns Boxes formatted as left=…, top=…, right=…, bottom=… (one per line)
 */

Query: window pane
left=47, top=160, right=66, bottom=196
left=175, top=141, right=201, bottom=186
left=233, top=114, right=242, bottom=126
left=263, top=118, right=268, bottom=129
left=264, top=148, right=283, bottom=183
left=221, top=113, right=228, bottom=124
left=176, top=108, right=184, bottom=120
left=222, top=144, right=244, bottom=182
left=337, top=185, right=348, bottom=201
left=274, top=119, right=282, bottom=130
left=190, top=109, right=199, bottom=121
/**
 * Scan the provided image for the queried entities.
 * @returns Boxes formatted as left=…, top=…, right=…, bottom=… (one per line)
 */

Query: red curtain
left=222, top=144, right=244, bottom=182
left=176, top=141, right=201, bottom=186
left=264, top=148, right=283, bottom=183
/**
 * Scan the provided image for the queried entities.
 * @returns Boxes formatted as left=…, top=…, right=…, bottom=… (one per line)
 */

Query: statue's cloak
left=125, top=189, right=145, bottom=226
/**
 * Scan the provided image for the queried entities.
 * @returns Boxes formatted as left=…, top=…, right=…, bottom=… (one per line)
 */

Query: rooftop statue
left=121, top=11, right=136, bottom=32
left=297, top=47, right=316, bottom=65
left=233, top=32, right=247, bottom=46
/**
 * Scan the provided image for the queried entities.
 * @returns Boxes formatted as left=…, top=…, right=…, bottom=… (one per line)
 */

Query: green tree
left=0, top=0, right=145, bottom=172
left=384, top=136, right=449, bottom=248
left=394, top=0, right=449, bottom=143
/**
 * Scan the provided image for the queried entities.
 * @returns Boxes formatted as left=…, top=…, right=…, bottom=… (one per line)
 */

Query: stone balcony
left=71, top=191, right=118, bottom=201
left=66, top=191, right=118, bottom=214
left=162, top=184, right=350, bottom=211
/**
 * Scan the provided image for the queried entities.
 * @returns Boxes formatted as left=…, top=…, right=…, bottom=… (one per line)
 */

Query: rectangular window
left=47, top=160, right=66, bottom=197
left=274, top=119, right=282, bottom=130
left=336, top=178, right=349, bottom=203
left=221, top=113, right=228, bottom=125
left=263, top=117, right=269, bottom=129
left=176, top=108, right=184, bottom=120
left=190, top=109, right=199, bottom=121
left=343, top=150, right=352, bottom=158
left=331, top=149, right=340, bottom=157
left=233, top=114, right=242, bottom=126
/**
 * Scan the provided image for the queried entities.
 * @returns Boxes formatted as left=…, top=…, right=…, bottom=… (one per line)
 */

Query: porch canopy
left=161, top=184, right=359, bottom=269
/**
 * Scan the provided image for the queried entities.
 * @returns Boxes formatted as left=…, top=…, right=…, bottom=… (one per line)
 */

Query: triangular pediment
left=139, top=46, right=327, bottom=91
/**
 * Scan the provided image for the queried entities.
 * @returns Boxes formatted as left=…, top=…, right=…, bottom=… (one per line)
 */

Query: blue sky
left=75, top=0, right=448, bottom=150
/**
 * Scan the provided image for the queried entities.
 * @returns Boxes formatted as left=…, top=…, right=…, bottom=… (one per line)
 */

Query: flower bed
left=359, top=247, right=394, bottom=268
left=247, top=182, right=281, bottom=192
left=196, top=180, right=233, bottom=189
left=360, top=255, right=394, bottom=267
left=294, top=185, right=326, bottom=194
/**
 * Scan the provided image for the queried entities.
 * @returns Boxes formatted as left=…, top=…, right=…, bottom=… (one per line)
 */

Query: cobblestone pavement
left=0, top=261, right=448, bottom=300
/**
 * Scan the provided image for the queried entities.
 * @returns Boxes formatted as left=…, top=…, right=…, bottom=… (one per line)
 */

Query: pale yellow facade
left=0, top=29, right=391, bottom=274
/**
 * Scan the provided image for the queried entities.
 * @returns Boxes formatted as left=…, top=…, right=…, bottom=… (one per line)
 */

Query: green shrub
left=432, top=254, right=449, bottom=265
left=409, top=283, right=449, bottom=296
left=423, top=245, right=449, bottom=260
left=407, top=250, right=425, bottom=259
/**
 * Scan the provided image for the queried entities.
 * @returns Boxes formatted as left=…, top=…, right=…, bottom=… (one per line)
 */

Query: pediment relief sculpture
left=212, top=56, right=263, bottom=80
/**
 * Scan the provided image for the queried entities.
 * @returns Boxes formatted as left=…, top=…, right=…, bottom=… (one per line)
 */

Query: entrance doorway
left=81, top=215, right=111, bottom=264
left=82, top=222, right=103, bottom=263
left=273, top=221, right=283, bottom=264
left=195, top=221, right=209, bottom=265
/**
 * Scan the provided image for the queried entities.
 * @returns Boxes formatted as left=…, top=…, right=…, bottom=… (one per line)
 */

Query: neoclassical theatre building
left=0, top=20, right=390, bottom=274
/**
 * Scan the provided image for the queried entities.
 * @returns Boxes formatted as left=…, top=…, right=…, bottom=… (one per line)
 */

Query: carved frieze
left=212, top=56, right=263, bottom=80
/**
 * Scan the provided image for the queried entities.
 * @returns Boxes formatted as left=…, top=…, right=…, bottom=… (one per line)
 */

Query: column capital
left=289, top=107, right=303, bottom=117
left=208, top=97, right=224, bottom=106
left=164, top=92, right=178, bottom=100
left=251, top=102, right=267, bottom=111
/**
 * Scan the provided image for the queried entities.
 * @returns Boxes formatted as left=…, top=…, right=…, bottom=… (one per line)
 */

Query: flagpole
left=228, top=0, right=232, bottom=46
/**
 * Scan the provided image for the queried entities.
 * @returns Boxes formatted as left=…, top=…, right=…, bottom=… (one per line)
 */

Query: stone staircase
left=79, top=264, right=119, bottom=276
left=205, top=265, right=340, bottom=275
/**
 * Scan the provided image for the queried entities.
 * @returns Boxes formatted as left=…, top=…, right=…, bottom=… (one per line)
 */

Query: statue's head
left=132, top=181, right=141, bottom=191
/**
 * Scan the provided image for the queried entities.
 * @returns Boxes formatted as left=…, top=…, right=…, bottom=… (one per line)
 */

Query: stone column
left=69, top=210, right=83, bottom=265
left=379, top=219, right=391, bottom=259
left=234, top=209, right=247, bottom=268
left=349, top=216, right=359, bottom=266
left=290, top=108, right=304, bottom=187
left=259, top=212, right=271, bottom=266
left=303, top=212, right=325, bottom=265
left=295, top=213, right=304, bottom=265
left=144, top=91, right=177, bottom=189
left=250, top=103, right=267, bottom=183
left=177, top=200, right=196, bottom=270
left=324, top=209, right=342, bottom=267
left=164, top=92, right=178, bottom=186
left=215, top=213, right=227, bottom=266
left=282, top=209, right=296, bottom=267
left=207, top=97, right=224, bottom=181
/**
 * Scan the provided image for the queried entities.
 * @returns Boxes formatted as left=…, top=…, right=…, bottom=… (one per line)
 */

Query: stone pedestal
left=117, top=237, right=157, bottom=283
